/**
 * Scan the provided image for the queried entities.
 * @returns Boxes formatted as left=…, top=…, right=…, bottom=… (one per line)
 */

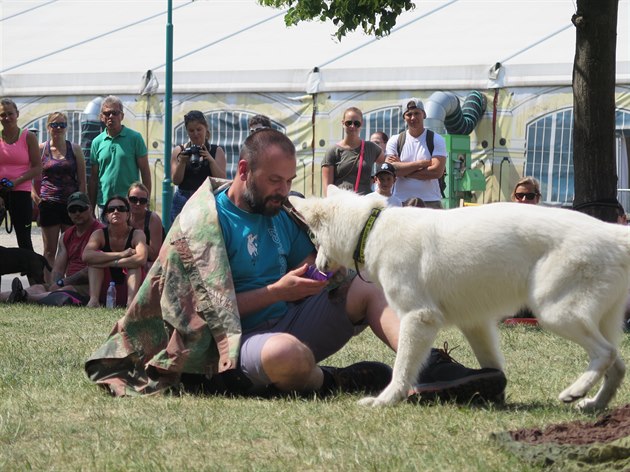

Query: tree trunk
left=572, top=0, right=619, bottom=222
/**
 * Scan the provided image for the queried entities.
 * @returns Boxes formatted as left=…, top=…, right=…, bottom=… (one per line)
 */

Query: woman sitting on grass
left=82, top=195, right=148, bottom=307
left=127, top=182, right=164, bottom=269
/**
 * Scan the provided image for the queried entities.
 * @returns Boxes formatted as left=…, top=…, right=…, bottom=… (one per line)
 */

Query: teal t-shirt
left=90, top=126, right=148, bottom=205
left=215, top=189, right=315, bottom=330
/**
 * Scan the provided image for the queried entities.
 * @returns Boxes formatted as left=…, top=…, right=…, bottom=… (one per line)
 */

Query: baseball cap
left=67, top=191, right=90, bottom=209
left=372, top=162, right=396, bottom=177
left=402, top=98, right=425, bottom=115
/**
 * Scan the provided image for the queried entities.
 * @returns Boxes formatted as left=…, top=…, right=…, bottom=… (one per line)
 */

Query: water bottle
left=106, top=281, right=117, bottom=308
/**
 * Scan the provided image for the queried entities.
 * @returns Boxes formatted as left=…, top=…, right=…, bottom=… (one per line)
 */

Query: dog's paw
left=558, top=386, right=586, bottom=404
left=358, top=396, right=383, bottom=407
left=358, top=388, right=407, bottom=407
left=357, top=396, right=399, bottom=407
left=575, top=397, right=604, bottom=412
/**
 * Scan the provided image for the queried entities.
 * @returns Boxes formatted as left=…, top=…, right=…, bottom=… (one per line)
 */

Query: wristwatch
left=56, top=278, right=65, bottom=287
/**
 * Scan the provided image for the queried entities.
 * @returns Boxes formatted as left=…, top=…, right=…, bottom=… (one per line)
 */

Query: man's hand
left=269, top=264, right=328, bottom=302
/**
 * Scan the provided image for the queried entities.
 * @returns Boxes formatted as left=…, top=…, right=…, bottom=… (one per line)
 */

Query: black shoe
left=321, top=361, right=392, bottom=395
left=7, top=277, right=27, bottom=303
left=408, top=343, right=507, bottom=405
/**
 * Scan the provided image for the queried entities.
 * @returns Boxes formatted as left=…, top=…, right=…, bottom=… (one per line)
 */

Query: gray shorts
left=239, top=288, right=366, bottom=387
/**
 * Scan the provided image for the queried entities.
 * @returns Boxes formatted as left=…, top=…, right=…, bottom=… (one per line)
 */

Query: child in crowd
left=367, top=162, right=402, bottom=207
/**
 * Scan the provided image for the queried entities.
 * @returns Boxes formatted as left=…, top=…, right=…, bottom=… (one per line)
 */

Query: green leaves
left=259, top=0, right=415, bottom=40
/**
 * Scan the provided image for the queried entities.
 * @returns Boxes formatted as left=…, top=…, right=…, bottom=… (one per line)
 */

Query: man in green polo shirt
left=88, top=95, right=151, bottom=215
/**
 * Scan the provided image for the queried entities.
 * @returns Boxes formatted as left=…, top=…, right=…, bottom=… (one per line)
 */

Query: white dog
left=290, top=186, right=630, bottom=410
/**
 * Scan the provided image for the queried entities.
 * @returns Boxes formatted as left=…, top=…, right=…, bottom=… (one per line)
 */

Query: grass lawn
left=1, top=304, right=629, bottom=471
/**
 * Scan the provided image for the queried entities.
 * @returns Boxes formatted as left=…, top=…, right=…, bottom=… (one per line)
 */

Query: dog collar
left=353, top=208, right=383, bottom=265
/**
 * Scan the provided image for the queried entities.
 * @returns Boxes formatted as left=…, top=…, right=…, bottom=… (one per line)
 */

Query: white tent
left=2, top=0, right=628, bottom=96
left=2, top=0, right=629, bottom=206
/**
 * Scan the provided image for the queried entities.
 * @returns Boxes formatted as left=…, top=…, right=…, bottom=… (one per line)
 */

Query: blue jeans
left=170, top=188, right=195, bottom=224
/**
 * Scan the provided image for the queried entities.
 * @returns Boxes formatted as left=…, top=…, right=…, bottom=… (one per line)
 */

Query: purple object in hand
left=305, top=265, right=333, bottom=281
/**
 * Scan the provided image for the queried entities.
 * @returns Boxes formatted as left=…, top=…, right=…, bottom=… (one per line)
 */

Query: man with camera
left=88, top=95, right=151, bottom=218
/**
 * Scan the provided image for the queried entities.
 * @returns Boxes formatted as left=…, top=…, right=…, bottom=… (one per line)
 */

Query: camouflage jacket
left=85, top=178, right=241, bottom=396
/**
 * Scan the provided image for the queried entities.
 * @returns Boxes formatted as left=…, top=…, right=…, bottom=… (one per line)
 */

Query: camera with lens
left=182, top=144, right=203, bottom=168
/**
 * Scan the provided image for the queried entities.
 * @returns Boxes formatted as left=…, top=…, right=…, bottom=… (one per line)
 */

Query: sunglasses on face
left=67, top=206, right=87, bottom=214
left=49, top=122, right=67, bottom=129
left=344, top=120, right=362, bottom=128
left=102, top=110, right=121, bottom=117
left=128, top=196, right=148, bottom=205
left=515, top=192, right=539, bottom=201
left=105, top=205, right=129, bottom=214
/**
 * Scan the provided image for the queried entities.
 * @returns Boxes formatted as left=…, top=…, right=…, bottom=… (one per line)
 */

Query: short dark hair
left=248, top=114, right=272, bottom=129
left=240, top=128, right=294, bottom=171
left=184, top=110, right=208, bottom=128
left=0, top=97, right=18, bottom=111
left=104, top=195, right=130, bottom=213
left=372, top=131, right=388, bottom=142
left=617, top=201, right=626, bottom=218
left=403, top=197, right=426, bottom=208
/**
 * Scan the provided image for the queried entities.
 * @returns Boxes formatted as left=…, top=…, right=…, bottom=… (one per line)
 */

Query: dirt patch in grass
left=509, top=404, right=630, bottom=445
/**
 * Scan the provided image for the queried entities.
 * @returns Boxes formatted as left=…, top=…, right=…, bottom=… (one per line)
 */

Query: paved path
left=0, top=226, right=44, bottom=293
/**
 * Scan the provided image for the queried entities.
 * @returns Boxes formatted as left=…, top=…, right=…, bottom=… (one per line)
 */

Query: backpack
left=396, top=129, right=447, bottom=198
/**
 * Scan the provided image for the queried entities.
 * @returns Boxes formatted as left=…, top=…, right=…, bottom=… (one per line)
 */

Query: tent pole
left=162, top=0, right=173, bottom=229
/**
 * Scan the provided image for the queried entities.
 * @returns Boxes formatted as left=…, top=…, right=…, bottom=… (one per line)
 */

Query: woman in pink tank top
left=0, top=98, right=42, bottom=251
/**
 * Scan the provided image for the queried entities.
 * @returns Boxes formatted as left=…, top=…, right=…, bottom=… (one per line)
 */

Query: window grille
left=525, top=108, right=630, bottom=205
left=174, top=111, right=285, bottom=179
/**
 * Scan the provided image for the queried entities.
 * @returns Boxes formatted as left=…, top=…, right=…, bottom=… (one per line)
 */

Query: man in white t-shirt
left=366, top=162, right=403, bottom=207
left=385, top=98, right=447, bottom=208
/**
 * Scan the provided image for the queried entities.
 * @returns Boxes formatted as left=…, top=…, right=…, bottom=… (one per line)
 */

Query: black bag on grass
left=37, top=290, right=88, bottom=307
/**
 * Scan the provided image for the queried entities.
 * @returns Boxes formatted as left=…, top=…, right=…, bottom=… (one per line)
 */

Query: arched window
left=524, top=108, right=630, bottom=205
left=174, top=111, right=285, bottom=179
left=362, top=106, right=406, bottom=142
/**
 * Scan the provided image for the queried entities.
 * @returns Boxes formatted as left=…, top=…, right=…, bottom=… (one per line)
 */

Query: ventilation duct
left=424, top=91, right=486, bottom=135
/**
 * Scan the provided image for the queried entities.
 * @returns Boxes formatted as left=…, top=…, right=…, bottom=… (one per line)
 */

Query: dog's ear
left=327, top=185, right=341, bottom=196
left=289, top=195, right=306, bottom=210
left=288, top=198, right=326, bottom=231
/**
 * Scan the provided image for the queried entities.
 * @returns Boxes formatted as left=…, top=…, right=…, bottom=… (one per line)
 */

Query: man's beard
left=243, top=177, right=286, bottom=216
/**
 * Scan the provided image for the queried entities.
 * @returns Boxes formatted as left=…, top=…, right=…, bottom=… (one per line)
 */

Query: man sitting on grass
left=86, top=129, right=506, bottom=403
left=2, top=192, right=102, bottom=305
